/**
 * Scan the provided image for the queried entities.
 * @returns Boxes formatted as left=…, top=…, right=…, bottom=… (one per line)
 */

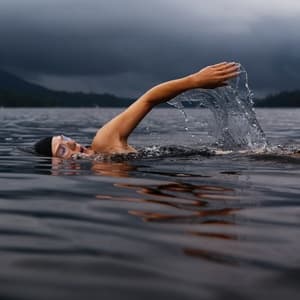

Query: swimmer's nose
left=67, top=141, right=77, bottom=151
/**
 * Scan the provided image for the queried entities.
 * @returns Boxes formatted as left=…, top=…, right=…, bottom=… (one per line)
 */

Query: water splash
left=85, top=146, right=214, bottom=161
left=168, top=64, right=268, bottom=150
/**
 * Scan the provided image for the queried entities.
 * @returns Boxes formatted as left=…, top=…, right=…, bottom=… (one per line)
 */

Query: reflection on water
left=92, top=161, right=138, bottom=177
left=50, top=157, right=246, bottom=266
left=93, top=171, right=299, bottom=273
left=48, top=156, right=300, bottom=273
left=95, top=170, right=241, bottom=264
left=51, top=157, right=139, bottom=177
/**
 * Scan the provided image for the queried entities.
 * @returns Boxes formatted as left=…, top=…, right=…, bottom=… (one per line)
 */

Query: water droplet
left=167, top=64, right=267, bottom=150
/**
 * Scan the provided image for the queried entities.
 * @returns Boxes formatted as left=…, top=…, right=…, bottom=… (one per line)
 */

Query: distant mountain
left=0, top=70, right=49, bottom=94
left=0, top=70, right=134, bottom=107
left=0, top=69, right=299, bottom=107
left=255, top=90, right=300, bottom=107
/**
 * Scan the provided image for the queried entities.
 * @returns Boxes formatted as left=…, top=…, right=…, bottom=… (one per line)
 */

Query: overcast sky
left=0, top=0, right=300, bottom=97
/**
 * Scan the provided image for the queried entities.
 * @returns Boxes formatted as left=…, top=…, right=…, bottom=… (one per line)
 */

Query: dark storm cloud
left=0, top=0, right=300, bottom=96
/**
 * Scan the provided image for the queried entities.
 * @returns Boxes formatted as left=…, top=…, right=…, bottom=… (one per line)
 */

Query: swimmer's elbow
left=139, top=77, right=194, bottom=106
left=139, top=90, right=166, bottom=107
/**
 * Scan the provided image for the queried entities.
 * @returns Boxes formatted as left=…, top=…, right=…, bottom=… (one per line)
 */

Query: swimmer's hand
left=189, top=62, right=239, bottom=89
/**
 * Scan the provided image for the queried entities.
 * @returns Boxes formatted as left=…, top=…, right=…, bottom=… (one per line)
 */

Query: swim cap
left=34, top=136, right=53, bottom=157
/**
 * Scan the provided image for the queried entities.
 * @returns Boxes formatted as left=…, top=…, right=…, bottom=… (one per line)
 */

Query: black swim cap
left=34, top=136, right=53, bottom=157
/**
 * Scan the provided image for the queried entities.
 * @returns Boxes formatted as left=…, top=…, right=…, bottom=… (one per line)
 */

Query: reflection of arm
left=91, top=62, right=238, bottom=153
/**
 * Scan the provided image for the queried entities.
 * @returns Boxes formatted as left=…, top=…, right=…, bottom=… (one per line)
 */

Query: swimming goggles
left=54, top=135, right=75, bottom=158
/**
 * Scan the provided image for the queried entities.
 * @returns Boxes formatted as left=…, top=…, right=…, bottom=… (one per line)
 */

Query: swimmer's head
left=34, top=136, right=53, bottom=157
left=34, top=135, right=89, bottom=159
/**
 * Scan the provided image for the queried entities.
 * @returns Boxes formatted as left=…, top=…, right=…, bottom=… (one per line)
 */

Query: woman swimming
left=34, top=62, right=239, bottom=159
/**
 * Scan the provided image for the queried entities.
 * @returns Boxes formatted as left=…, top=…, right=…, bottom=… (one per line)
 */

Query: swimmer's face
left=52, top=135, right=86, bottom=159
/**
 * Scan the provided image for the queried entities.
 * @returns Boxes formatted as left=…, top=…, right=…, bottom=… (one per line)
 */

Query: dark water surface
left=0, top=108, right=299, bottom=300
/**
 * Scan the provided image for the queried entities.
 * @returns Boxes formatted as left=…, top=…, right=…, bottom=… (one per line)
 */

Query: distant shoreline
left=1, top=69, right=300, bottom=108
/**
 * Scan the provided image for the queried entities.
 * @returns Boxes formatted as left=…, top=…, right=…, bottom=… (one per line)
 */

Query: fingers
left=212, top=61, right=238, bottom=69
left=217, top=64, right=239, bottom=75
left=211, top=61, right=228, bottom=68
left=220, top=71, right=240, bottom=80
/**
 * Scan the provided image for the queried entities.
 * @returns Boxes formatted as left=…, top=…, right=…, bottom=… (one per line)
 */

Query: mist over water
left=168, top=65, right=268, bottom=150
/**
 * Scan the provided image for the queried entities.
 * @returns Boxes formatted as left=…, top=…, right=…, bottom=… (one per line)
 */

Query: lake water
left=0, top=107, right=299, bottom=300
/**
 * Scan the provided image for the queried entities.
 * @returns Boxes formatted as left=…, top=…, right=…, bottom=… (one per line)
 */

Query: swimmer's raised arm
left=91, top=62, right=239, bottom=153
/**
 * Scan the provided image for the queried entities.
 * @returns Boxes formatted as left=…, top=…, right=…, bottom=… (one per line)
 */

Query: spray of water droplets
left=168, top=64, right=268, bottom=150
